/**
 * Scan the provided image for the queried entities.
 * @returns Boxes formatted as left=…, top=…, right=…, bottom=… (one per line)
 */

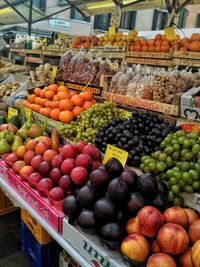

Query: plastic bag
left=141, top=75, right=153, bottom=100
left=126, top=73, right=141, bottom=97
left=110, top=69, right=125, bottom=93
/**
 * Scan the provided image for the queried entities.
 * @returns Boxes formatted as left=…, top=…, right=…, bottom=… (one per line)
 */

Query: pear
left=11, top=136, right=23, bottom=152
left=4, top=131, right=14, bottom=143
left=0, top=130, right=5, bottom=140
left=28, top=124, right=43, bottom=138
left=0, top=139, right=10, bottom=154
left=18, top=128, right=29, bottom=140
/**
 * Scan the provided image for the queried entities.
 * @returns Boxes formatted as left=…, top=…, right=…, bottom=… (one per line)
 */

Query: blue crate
left=21, top=221, right=61, bottom=267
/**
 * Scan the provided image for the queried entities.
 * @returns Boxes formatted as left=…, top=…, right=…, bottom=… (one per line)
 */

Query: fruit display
left=95, top=110, right=176, bottom=166
left=178, top=33, right=200, bottom=52
left=30, top=63, right=53, bottom=84
left=57, top=50, right=113, bottom=85
left=121, top=205, right=200, bottom=266
left=59, top=101, right=124, bottom=143
left=140, top=130, right=200, bottom=206
left=4, top=140, right=102, bottom=205
left=0, top=83, right=20, bottom=102
left=62, top=157, right=170, bottom=246
left=71, top=36, right=99, bottom=49
left=23, top=85, right=96, bottom=123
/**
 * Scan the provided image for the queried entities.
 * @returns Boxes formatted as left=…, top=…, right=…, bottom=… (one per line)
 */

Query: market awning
left=67, top=0, right=200, bottom=16
left=0, top=0, right=45, bottom=25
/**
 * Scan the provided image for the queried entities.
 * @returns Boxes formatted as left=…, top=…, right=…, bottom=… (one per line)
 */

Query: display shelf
left=126, top=57, right=173, bottom=67
left=126, top=51, right=172, bottom=59
left=0, top=174, right=90, bottom=267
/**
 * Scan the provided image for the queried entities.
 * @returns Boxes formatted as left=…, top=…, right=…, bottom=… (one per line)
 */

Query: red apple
left=61, top=158, right=75, bottom=174
left=189, top=219, right=200, bottom=244
left=59, top=175, right=71, bottom=191
left=75, top=153, right=92, bottom=168
left=38, top=161, right=51, bottom=176
left=157, top=223, right=189, bottom=255
left=179, top=248, right=194, bottom=267
left=126, top=217, right=140, bottom=235
left=71, top=166, right=88, bottom=185
left=75, top=141, right=87, bottom=154
left=52, top=154, right=63, bottom=168
left=121, top=233, right=150, bottom=263
left=28, top=172, right=42, bottom=189
left=61, top=144, right=76, bottom=159
left=50, top=168, right=62, bottom=183
left=163, top=206, right=189, bottom=228
left=31, top=155, right=43, bottom=169
left=49, top=187, right=64, bottom=201
left=184, top=208, right=199, bottom=225
left=137, top=206, right=164, bottom=238
left=147, top=253, right=177, bottom=267
left=24, top=151, right=35, bottom=165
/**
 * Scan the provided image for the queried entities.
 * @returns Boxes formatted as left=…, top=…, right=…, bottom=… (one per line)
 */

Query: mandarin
left=57, top=91, right=70, bottom=100
left=34, top=88, right=42, bottom=96
left=42, top=108, right=51, bottom=117
left=40, top=89, right=47, bottom=98
left=59, top=110, right=74, bottom=123
left=80, top=91, right=93, bottom=101
left=45, top=90, right=55, bottom=100
left=59, top=99, right=74, bottom=110
left=69, top=91, right=77, bottom=97
left=40, top=98, right=48, bottom=107
left=58, top=86, right=68, bottom=92
left=51, top=101, right=59, bottom=109
left=53, top=95, right=58, bottom=101
left=71, top=94, right=84, bottom=106
left=45, top=101, right=52, bottom=108
left=28, top=94, right=36, bottom=103
left=33, top=104, right=41, bottom=113
left=82, top=101, right=93, bottom=110
left=50, top=108, right=60, bottom=120
left=49, top=84, right=58, bottom=92
left=35, top=97, right=42, bottom=104
left=72, top=106, right=84, bottom=117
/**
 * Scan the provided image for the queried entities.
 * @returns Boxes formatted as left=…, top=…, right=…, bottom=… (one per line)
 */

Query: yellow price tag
left=109, top=26, right=116, bottom=36
left=103, top=144, right=128, bottom=167
left=25, top=108, right=32, bottom=121
left=51, top=66, right=58, bottom=81
left=164, top=27, right=176, bottom=41
left=8, top=107, right=18, bottom=121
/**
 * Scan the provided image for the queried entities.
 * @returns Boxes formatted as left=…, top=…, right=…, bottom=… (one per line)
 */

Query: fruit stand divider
left=0, top=170, right=90, bottom=267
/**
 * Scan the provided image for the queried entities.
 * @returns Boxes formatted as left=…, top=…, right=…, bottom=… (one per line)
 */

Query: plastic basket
left=21, top=221, right=61, bottom=267
left=0, top=188, right=17, bottom=216
left=21, top=209, right=53, bottom=245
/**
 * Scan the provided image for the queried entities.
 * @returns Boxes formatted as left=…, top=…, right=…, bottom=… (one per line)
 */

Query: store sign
left=49, top=19, right=70, bottom=31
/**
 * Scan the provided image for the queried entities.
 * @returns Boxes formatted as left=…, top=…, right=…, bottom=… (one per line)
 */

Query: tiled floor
left=0, top=210, right=32, bottom=267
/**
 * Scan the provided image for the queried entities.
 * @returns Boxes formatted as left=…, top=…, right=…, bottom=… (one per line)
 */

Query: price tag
left=25, top=108, right=32, bottom=121
left=103, top=144, right=128, bottom=167
left=8, top=107, right=18, bottom=121
left=51, top=66, right=58, bottom=81
left=109, top=26, right=116, bottom=36
left=164, top=27, right=176, bottom=41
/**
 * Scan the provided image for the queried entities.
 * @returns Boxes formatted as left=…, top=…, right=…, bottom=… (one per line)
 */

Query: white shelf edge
left=0, top=177, right=91, bottom=267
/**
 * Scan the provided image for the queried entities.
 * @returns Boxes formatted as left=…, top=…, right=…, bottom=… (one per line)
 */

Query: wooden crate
left=173, top=51, right=200, bottom=67
left=0, top=188, right=17, bottom=216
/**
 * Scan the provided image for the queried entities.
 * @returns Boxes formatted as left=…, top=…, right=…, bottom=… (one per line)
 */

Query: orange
left=45, top=101, right=52, bottom=108
left=26, top=102, right=31, bottom=108
left=41, top=108, right=51, bottom=117
left=16, top=145, right=27, bottom=158
left=80, top=91, right=93, bottom=101
left=49, top=84, right=59, bottom=92
left=59, top=99, right=74, bottom=111
left=57, top=91, right=70, bottom=100
left=53, top=95, right=58, bottom=101
left=30, top=104, right=35, bottom=110
left=69, top=91, right=77, bottom=97
left=50, top=108, right=60, bottom=120
left=23, top=100, right=28, bottom=107
left=40, top=98, right=48, bottom=107
left=40, top=89, right=47, bottom=98
left=33, top=104, right=41, bottom=113
left=58, top=86, right=68, bottom=92
left=34, top=88, right=42, bottom=96
left=51, top=101, right=59, bottom=109
left=82, top=101, right=93, bottom=110
left=59, top=110, right=74, bottom=123
left=72, top=106, right=84, bottom=117
left=35, top=97, right=42, bottom=104
left=45, top=90, right=55, bottom=100
left=71, top=94, right=84, bottom=106
left=91, top=99, right=96, bottom=104
left=28, top=94, right=36, bottom=103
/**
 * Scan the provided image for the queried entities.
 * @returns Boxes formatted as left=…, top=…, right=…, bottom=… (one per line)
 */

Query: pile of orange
left=23, top=84, right=96, bottom=123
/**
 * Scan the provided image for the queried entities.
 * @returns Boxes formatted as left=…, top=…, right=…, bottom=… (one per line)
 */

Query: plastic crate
left=0, top=188, right=17, bottom=216
left=21, top=221, right=60, bottom=267
left=21, top=209, right=53, bottom=245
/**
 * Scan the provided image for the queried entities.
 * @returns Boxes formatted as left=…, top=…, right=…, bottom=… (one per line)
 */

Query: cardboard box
left=180, top=192, right=200, bottom=212
left=181, top=87, right=200, bottom=121
left=62, top=219, right=126, bottom=267
left=0, top=161, right=64, bottom=233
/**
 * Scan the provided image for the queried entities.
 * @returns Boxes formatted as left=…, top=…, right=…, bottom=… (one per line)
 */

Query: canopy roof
left=0, top=0, right=45, bottom=25
left=67, top=0, right=200, bottom=16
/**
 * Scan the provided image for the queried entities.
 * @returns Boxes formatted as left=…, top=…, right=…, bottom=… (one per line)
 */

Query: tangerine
left=53, top=95, right=58, bottom=101
left=82, top=101, right=93, bottom=110
left=69, top=91, right=77, bottom=97
left=23, top=101, right=28, bottom=107
left=40, top=136, right=52, bottom=148
left=45, top=101, right=52, bottom=108
left=45, top=90, right=55, bottom=100
left=32, top=104, right=41, bottom=112
left=58, top=86, right=68, bottom=92
left=49, top=84, right=58, bottom=92
left=40, top=89, right=47, bottom=98
left=28, top=94, right=36, bottom=103
left=72, top=106, right=84, bottom=117
left=57, top=91, right=70, bottom=100
left=34, top=88, right=42, bottom=96
left=80, top=91, right=93, bottom=101
left=40, top=98, right=48, bottom=107
left=51, top=101, right=59, bottom=109
left=35, top=97, right=42, bottom=104
left=71, top=94, right=84, bottom=106
left=50, top=108, right=60, bottom=120
left=30, top=104, right=35, bottom=110
left=59, top=99, right=74, bottom=110
left=42, top=108, right=51, bottom=117
left=59, top=110, right=74, bottom=123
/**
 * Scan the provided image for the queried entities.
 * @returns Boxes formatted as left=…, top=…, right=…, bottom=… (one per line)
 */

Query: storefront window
left=120, top=11, right=136, bottom=30
left=94, top=14, right=111, bottom=31
left=71, top=7, right=90, bottom=22
left=152, top=9, right=168, bottom=30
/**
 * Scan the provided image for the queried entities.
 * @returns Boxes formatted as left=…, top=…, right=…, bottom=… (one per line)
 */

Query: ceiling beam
left=3, top=0, right=28, bottom=22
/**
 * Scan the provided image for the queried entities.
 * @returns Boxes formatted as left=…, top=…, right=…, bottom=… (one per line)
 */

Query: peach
left=40, top=136, right=52, bottom=148
left=31, top=155, right=43, bottom=169
left=43, top=149, right=58, bottom=161
left=184, top=208, right=199, bottom=225
left=121, top=233, right=150, bottom=263
left=147, top=253, right=177, bottom=267
left=126, top=217, right=140, bottom=235
left=137, top=206, right=164, bottom=238
left=12, top=160, right=26, bottom=174
left=157, top=223, right=189, bottom=255
left=5, top=153, right=18, bottom=166
left=20, top=165, right=34, bottom=181
left=189, top=219, right=200, bottom=243
left=25, top=139, right=38, bottom=151
left=163, top=206, right=189, bottom=228
left=179, top=248, right=194, bottom=267
left=191, top=240, right=200, bottom=267
left=16, top=145, right=27, bottom=158
left=150, top=239, right=161, bottom=253
left=24, top=151, right=35, bottom=165
left=35, top=142, right=48, bottom=155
